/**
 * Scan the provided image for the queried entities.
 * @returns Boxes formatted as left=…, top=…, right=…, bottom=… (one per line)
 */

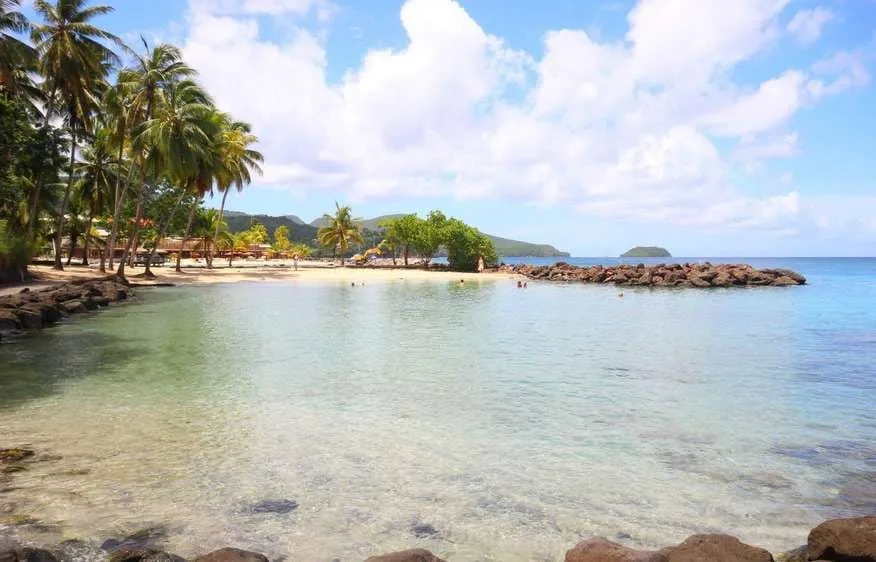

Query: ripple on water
left=0, top=274, right=875, bottom=560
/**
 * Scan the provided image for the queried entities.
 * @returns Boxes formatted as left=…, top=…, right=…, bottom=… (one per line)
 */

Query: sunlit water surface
left=1, top=258, right=875, bottom=561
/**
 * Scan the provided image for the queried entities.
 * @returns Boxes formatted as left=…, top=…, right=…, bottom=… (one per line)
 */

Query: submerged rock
left=107, top=549, right=185, bottom=562
left=410, top=523, right=439, bottom=538
left=808, top=516, right=876, bottom=561
left=0, top=450, right=34, bottom=464
left=194, top=548, right=269, bottom=562
left=249, top=499, right=298, bottom=514
left=565, top=538, right=667, bottom=561
left=364, top=549, right=446, bottom=562
left=0, top=546, right=59, bottom=562
left=774, top=545, right=807, bottom=562
left=662, top=534, right=773, bottom=562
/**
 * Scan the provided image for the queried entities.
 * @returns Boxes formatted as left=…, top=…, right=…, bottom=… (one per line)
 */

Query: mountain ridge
left=224, top=211, right=569, bottom=257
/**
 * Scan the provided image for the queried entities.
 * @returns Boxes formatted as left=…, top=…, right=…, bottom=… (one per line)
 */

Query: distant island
left=225, top=211, right=570, bottom=258
left=621, top=246, right=672, bottom=258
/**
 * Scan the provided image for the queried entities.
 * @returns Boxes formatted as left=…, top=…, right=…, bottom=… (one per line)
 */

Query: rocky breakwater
left=0, top=276, right=133, bottom=338
left=509, top=262, right=807, bottom=288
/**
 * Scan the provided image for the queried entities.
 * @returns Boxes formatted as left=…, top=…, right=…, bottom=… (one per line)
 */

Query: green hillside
left=620, top=246, right=671, bottom=258
left=227, top=212, right=569, bottom=257
left=225, top=214, right=318, bottom=244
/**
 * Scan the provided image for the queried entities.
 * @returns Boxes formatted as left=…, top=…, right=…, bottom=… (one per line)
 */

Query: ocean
left=0, top=257, right=874, bottom=560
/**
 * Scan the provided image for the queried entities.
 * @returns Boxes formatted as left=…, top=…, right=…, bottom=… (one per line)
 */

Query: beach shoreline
left=1, top=263, right=519, bottom=297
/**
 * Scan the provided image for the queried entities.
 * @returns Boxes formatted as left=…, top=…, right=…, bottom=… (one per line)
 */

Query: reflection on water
left=1, top=262, right=875, bottom=561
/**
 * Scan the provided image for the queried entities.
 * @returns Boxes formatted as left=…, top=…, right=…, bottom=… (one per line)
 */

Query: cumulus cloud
left=181, top=0, right=873, bottom=233
left=786, top=7, right=833, bottom=45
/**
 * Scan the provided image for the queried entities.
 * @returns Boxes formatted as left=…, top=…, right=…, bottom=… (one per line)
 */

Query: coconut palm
left=74, top=127, right=114, bottom=267
left=113, top=41, right=198, bottom=276
left=317, top=202, right=363, bottom=266
left=0, top=0, right=39, bottom=100
left=209, top=117, right=263, bottom=268
left=31, top=0, right=123, bottom=270
left=132, top=79, right=217, bottom=277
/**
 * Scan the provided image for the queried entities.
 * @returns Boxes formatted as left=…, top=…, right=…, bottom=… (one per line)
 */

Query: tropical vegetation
left=0, top=0, right=502, bottom=280
left=0, top=0, right=262, bottom=281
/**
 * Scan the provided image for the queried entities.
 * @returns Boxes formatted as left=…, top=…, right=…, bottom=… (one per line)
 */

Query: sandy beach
left=0, top=261, right=517, bottom=296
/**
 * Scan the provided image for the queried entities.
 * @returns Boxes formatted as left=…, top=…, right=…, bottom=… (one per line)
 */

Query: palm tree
left=317, top=202, right=363, bottom=266
left=0, top=0, right=38, bottom=99
left=75, top=127, right=114, bottom=267
left=210, top=117, right=263, bottom=268
left=134, top=79, right=217, bottom=277
left=114, top=41, right=197, bottom=277
left=31, top=0, right=123, bottom=270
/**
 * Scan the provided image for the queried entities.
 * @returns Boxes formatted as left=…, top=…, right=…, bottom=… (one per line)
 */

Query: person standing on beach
left=292, top=254, right=299, bottom=271
left=477, top=256, right=485, bottom=273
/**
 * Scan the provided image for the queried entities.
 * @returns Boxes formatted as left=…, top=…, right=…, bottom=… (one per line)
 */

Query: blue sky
left=25, top=0, right=876, bottom=255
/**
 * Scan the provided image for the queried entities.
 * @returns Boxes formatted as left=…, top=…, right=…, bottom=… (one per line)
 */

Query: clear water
left=1, top=258, right=875, bottom=561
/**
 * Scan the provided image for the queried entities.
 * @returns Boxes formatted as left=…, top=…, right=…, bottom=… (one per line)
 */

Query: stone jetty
left=0, top=276, right=133, bottom=337
left=504, top=262, right=807, bottom=288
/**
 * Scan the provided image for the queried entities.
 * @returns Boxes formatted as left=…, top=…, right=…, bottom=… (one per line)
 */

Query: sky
left=24, top=0, right=876, bottom=256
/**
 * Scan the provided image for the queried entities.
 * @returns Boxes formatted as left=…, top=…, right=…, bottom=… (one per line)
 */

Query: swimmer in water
left=524, top=282, right=528, bottom=288
left=517, top=280, right=522, bottom=288
left=618, top=291, right=624, bottom=298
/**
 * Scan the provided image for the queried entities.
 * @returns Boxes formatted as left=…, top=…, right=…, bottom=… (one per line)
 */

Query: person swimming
left=517, top=280, right=523, bottom=288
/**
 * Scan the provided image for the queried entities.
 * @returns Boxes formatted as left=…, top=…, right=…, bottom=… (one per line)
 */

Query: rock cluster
left=2, top=516, right=874, bottom=562
left=0, top=276, right=132, bottom=337
left=505, top=262, right=807, bottom=288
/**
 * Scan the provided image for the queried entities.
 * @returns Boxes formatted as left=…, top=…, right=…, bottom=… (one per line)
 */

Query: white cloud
left=181, top=0, right=873, bottom=234
left=786, top=7, right=833, bottom=45
left=734, top=133, right=799, bottom=161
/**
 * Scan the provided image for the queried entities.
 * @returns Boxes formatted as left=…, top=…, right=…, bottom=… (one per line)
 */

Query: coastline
left=2, top=263, right=518, bottom=296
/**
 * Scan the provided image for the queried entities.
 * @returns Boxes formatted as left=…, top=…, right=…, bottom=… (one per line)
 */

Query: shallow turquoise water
left=1, top=258, right=874, bottom=561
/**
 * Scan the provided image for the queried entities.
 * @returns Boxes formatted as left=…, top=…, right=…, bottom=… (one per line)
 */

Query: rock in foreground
left=808, top=516, right=876, bottom=561
left=506, top=262, right=806, bottom=288
left=565, top=537, right=667, bottom=561
left=364, top=549, right=446, bottom=562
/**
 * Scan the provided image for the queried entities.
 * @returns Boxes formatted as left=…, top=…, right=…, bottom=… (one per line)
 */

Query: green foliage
left=442, top=218, right=497, bottom=272
left=620, top=246, right=671, bottom=258
left=0, top=219, right=32, bottom=281
left=316, top=202, right=363, bottom=264
left=272, top=224, right=290, bottom=252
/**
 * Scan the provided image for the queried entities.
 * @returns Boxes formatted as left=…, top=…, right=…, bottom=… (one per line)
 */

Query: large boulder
left=772, top=276, right=800, bottom=287
left=364, top=549, right=446, bottom=562
left=662, top=534, right=773, bottom=562
left=60, top=300, right=88, bottom=314
left=194, top=548, right=268, bottom=562
left=0, top=310, right=21, bottom=332
left=0, top=546, right=59, bottom=562
left=13, top=308, right=42, bottom=329
left=565, top=538, right=668, bottom=562
left=808, top=516, right=876, bottom=562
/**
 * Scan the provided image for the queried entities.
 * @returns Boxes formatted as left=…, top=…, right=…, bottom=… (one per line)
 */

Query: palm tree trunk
left=143, top=190, right=186, bottom=278
left=81, top=214, right=94, bottom=266
left=210, top=188, right=230, bottom=269
left=116, top=168, right=146, bottom=277
left=177, top=203, right=197, bottom=272
left=404, top=246, right=409, bottom=267
left=99, top=246, right=106, bottom=273
left=339, top=241, right=345, bottom=267
left=25, top=103, right=56, bottom=240
left=65, top=232, right=77, bottom=266
left=53, top=131, right=77, bottom=270
left=107, top=143, right=129, bottom=269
